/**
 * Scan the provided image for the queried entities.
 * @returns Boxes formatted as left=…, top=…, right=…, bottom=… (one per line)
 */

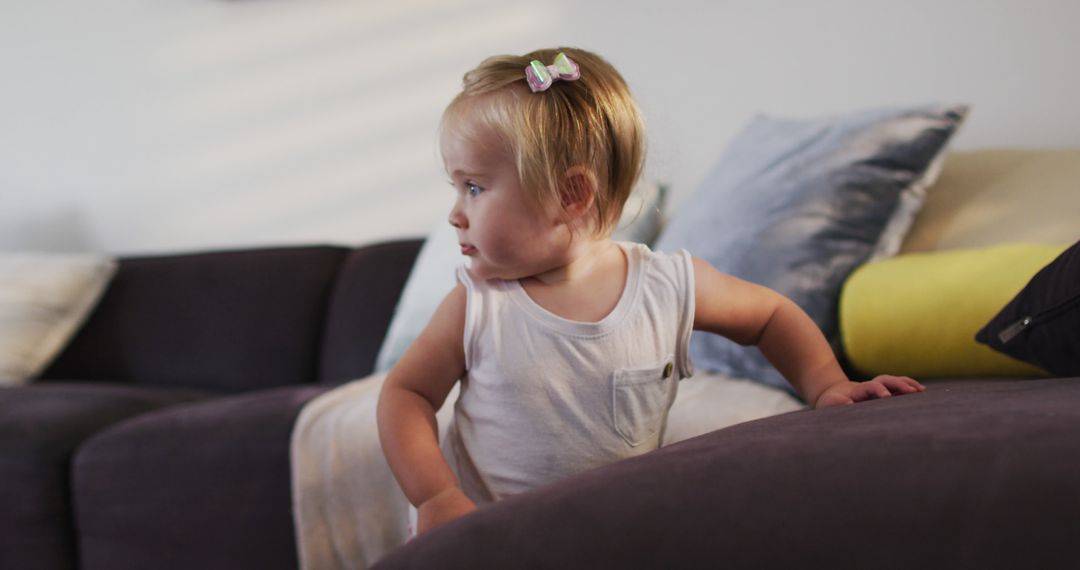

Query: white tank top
left=441, top=242, right=696, bottom=503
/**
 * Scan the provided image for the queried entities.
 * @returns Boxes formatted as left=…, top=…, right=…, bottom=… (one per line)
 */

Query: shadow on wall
left=1, top=208, right=99, bottom=253
left=141, top=0, right=553, bottom=250
left=0, top=0, right=553, bottom=254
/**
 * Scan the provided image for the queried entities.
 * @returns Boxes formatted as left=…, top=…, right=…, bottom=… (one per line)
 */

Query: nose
left=448, top=199, right=467, bottom=229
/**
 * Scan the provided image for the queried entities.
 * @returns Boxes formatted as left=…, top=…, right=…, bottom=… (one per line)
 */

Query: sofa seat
left=73, top=384, right=329, bottom=570
left=0, top=382, right=212, bottom=570
left=374, top=377, right=1080, bottom=570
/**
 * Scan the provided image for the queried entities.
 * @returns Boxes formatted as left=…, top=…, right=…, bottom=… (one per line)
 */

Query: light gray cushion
left=654, top=104, right=968, bottom=395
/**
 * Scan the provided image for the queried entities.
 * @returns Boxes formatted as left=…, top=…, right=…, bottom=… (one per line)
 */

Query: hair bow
left=525, top=52, right=581, bottom=93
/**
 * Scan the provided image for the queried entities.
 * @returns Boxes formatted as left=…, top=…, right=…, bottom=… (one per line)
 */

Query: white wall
left=3, top=0, right=1079, bottom=254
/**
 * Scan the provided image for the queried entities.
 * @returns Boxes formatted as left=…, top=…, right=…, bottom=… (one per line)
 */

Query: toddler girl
left=376, top=47, right=924, bottom=536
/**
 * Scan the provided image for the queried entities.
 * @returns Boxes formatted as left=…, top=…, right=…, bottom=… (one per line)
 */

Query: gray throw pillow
left=654, top=104, right=968, bottom=396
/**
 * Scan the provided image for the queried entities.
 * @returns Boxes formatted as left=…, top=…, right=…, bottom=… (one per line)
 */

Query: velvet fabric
left=0, top=383, right=210, bottom=570
left=319, top=239, right=424, bottom=385
left=41, top=246, right=349, bottom=392
left=1, top=241, right=423, bottom=570
left=74, top=385, right=326, bottom=570
left=375, top=378, right=1080, bottom=570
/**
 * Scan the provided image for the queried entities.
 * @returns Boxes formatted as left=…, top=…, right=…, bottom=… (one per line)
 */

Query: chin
left=463, top=261, right=497, bottom=281
left=467, top=261, right=524, bottom=282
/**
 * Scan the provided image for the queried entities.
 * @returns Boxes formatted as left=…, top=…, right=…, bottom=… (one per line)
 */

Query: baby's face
left=441, top=120, right=571, bottom=281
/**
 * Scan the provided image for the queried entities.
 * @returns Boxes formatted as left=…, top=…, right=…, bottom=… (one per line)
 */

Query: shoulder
left=691, top=255, right=743, bottom=308
left=382, top=282, right=468, bottom=400
left=622, top=242, right=695, bottom=293
left=436, top=281, right=467, bottom=316
left=690, top=255, right=717, bottom=283
left=422, top=282, right=468, bottom=343
left=620, top=241, right=692, bottom=272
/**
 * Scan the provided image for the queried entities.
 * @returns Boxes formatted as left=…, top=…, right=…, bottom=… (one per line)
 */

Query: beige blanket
left=291, top=372, right=800, bottom=569
left=290, top=373, right=461, bottom=570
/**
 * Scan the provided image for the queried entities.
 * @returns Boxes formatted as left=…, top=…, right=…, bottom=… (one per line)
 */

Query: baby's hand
left=417, top=486, right=477, bottom=536
left=814, top=375, right=925, bottom=409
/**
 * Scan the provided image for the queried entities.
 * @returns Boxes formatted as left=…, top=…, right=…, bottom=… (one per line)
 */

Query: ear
left=559, top=166, right=598, bottom=222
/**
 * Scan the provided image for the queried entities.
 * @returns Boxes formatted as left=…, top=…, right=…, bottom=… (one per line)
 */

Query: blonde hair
left=440, top=47, right=646, bottom=237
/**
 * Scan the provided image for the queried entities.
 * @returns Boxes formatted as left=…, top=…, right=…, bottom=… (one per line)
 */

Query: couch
left=1, top=241, right=422, bottom=570
left=3, top=144, right=1077, bottom=569
left=375, top=377, right=1080, bottom=569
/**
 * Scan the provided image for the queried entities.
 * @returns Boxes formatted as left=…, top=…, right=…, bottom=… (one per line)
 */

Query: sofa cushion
left=318, top=239, right=423, bottom=385
left=73, top=385, right=326, bottom=570
left=42, top=246, right=348, bottom=392
left=0, top=383, right=210, bottom=570
left=374, top=378, right=1080, bottom=569
left=901, top=149, right=1080, bottom=253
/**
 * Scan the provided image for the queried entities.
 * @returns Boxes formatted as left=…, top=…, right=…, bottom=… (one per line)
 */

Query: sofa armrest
left=318, top=238, right=424, bottom=385
left=374, top=377, right=1080, bottom=569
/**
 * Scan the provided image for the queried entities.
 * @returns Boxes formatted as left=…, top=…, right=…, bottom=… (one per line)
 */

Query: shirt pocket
left=611, top=358, right=676, bottom=448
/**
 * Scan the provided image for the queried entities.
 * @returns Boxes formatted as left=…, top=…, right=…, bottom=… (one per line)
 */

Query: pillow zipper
left=997, top=293, right=1080, bottom=344
left=997, top=316, right=1031, bottom=344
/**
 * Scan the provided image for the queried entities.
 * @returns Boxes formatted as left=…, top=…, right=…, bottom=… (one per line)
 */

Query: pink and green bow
left=525, top=52, right=581, bottom=93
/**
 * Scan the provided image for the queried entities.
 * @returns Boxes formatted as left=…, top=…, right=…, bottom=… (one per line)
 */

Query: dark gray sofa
left=0, top=240, right=422, bottom=570
left=374, top=376, right=1080, bottom=570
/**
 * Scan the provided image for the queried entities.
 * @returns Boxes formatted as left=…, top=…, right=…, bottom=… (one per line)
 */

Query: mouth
left=460, top=243, right=477, bottom=256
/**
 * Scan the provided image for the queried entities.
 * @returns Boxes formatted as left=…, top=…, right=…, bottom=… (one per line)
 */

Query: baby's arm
left=377, top=283, right=475, bottom=534
left=691, top=257, right=924, bottom=408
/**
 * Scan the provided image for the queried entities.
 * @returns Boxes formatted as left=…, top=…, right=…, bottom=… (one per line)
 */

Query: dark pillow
left=975, top=239, right=1080, bottom=376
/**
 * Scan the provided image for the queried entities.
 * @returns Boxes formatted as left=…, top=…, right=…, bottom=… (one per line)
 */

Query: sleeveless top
left=441, top=241, right=696, bottom=503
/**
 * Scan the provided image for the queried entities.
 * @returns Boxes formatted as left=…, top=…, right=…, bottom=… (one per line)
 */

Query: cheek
left=476, top=220, right=530, bottom=262
left=472, top=196, right=558, bottom=260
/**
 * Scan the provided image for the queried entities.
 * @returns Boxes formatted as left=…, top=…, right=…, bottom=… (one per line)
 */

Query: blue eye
left=466, top=181, right=484, bottom=197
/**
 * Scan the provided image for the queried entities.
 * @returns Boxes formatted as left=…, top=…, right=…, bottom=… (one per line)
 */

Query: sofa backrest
left=41, top=246, right=349, bottom=393
left=317, top=239, right=422, bottom=386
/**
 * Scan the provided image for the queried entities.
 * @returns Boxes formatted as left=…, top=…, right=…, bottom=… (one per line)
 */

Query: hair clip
left=525, top=52, right=581, bottom=93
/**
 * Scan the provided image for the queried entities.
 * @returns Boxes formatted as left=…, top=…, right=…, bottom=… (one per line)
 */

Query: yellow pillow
left=840, top=244, right=1066, bottom=378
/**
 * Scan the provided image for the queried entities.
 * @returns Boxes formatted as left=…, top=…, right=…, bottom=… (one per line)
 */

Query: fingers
left=817, top=376, right=926, bottom=409
left=873, top=381, right=894, bottom=398
left=876, top=375, right=926, bottom=394
left=849, top=381, right=891, bottom=402
left=906, top=377, right=927, bottom=391
left=851, top=376, right=926, bottom=403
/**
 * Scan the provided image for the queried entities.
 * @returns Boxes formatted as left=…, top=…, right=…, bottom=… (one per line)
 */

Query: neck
left=527, top=237, right=619, bottom=286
